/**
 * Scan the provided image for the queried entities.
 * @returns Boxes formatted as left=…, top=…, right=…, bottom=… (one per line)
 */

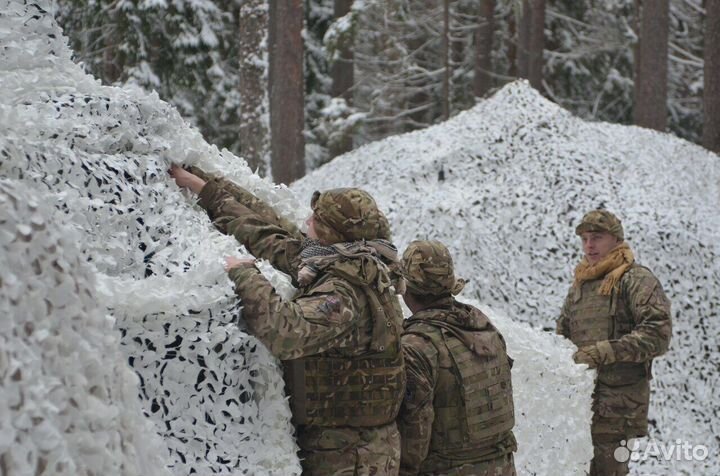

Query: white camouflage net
left=1, top=1, right=301, bottom=474
left=292, top=81, right=720, bottom=475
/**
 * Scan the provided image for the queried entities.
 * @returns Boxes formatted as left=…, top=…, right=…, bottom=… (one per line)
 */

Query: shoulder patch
left=317, top=296, right=342, bottom=317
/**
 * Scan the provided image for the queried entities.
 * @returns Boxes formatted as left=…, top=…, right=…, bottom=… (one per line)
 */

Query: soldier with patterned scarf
left=169, top=165, right=406, bottom=475
left=397, top=240, right=517, bottom=476
left=556, top=210, right=672, bottom=476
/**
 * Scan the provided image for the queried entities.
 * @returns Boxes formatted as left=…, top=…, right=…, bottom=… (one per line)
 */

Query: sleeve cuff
left=228, top=265, right=261, bottom=288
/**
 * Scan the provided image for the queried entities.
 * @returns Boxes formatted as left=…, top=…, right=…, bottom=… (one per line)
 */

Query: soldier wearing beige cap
left=170, top=165, right=405, bottom=475
left=557, top=210, right=672, bottom=476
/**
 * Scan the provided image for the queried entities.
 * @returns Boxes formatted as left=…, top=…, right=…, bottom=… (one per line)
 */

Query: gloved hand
left=573, top=341, right=615, bottom=369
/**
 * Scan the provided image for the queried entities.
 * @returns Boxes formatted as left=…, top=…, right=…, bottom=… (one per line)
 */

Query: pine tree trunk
left=517, top=0, right=531, bottom=79
left=238, top=1, right=270, bottom=175
left=329, top=0, right=354, bottom=157
left=507, top=11, right=517, bottom=78
left=633, top=0, right=669, bottom=131
left=703, top=0, right=720, bottom=152
left=269, top=0, right=305, bottom=184
left=527, top=0, right=545, bottom=90
left=330, top=0, right=354, bottom=102
left=442, top=0, right=451, bottom=120
left=474, top=0, right=495, bottom=97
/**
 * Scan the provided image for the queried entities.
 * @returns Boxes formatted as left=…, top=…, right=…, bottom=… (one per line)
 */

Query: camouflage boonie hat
left=401, top=240, right=465, bottom=296
left=310, top=188, right=391, bottom=244
left=575, top=210, right=624, bottom=240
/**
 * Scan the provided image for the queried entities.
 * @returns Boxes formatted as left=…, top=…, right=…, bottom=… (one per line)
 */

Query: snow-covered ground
left=1, top=1, right=715, bottom=476
left=292, top=81, right=720, bottom=475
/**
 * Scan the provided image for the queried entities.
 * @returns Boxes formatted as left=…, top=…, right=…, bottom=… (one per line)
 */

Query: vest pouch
left=597, top=362, right=647, bottom=387
left=285, top=351, right=405, bottom=428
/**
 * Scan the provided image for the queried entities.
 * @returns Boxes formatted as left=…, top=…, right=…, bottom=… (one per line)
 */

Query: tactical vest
left=405, top=312, right=515, bottom=469
left=567, top=264, right=650, bottom=386
left=284, top=275, right=405, bottom=428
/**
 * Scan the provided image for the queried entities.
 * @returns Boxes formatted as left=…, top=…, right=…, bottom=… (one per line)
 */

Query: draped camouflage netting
left=1, top=2, right=302, bottom=474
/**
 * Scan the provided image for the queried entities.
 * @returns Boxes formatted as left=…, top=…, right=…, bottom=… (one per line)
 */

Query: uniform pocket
left=594, top=377, right=650, bottom=420
left=597, top=362, right=647, bottom=387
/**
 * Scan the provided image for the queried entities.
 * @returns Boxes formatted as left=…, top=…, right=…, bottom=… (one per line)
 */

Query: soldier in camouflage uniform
left=556, top=210, right=672, bottom=476
left=397, top=240, right=517, bottom=476
left=169, top=166, right=406, bottom=475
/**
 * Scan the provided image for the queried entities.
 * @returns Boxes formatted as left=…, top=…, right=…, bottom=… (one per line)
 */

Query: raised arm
left=198, top=177, right=304, bottom=278
left=227, top=264, right=362, bottom=361
left=170, top=165, right=304, bottom=279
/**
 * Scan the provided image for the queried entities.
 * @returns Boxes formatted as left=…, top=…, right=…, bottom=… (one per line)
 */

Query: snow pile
left=292, top=80, right=720, bottom=475
left=1, top=2, right=301, bottom=475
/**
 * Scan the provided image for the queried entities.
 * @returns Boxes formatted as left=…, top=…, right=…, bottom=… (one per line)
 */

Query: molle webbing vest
left=406, top=316, right=515, bottom=455
left=285, top=279, right=405, bottom=427
left=568, top=264, right=649, bottom=385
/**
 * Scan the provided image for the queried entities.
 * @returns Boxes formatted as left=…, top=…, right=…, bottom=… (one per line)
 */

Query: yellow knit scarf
left=573, top=242, right=635, bottom=295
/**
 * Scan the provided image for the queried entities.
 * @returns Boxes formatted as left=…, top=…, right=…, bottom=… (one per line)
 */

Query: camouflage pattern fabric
left=198, top=177, right=403, bottom=475
left=557, top=258, right=671, bottom=471
left=199, top=177, right=304, bottom=283
left=399, top=297, right=517, bottom=476
left=575, top=209, right=625, bottom=240
left=400, top=240, right=465, bottom=297
left=425, top=454, right=517, bottom=476
left=589, top=438, right=630, bottom=476
left=298, top=422, right=401, bottom=476
left=311, top=188, right=392, bottom=244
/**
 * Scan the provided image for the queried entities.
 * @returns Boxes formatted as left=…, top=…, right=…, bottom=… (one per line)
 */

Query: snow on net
left=1, top=2, right=301, bottom=475
left=292, top=81, right=720, bottom=475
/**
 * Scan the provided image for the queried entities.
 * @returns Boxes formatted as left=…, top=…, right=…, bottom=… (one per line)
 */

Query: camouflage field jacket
left=556, top=263, right=672, bottom=437
left=198, top=178, right=405, bottom=428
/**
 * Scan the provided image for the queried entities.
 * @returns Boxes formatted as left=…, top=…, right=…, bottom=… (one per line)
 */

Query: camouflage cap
left=575, top=210, right=624, bottom=240
left=401, top=240, right=465, bottom=296
left=310, top=188, right=391, bottom=244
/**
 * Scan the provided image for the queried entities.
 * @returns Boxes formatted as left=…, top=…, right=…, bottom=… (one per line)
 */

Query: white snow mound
left=292, top=80, right=720, bottom=476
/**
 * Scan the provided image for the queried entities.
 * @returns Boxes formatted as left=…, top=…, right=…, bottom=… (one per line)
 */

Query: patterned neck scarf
left=298, top=238, right=405, bottom=293
left=573, top=242, right=635, bottom=296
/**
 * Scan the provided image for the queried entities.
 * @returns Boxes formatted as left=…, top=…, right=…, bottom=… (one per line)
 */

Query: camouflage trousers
left=297, top=422, right=400, bottom=475
left=425, top=453, right=516, bottom=476
left=590, top=435, right=630, bottom=476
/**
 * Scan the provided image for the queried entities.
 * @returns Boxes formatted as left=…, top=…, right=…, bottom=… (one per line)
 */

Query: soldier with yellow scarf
left=397, top=240, right=517, bottom=476
left=557, top=210, right=672, bottom=476
left=169, top=165, right=406, bottom=475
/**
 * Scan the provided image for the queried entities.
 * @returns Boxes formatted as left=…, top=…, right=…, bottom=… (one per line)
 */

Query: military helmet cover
left=401, top=240, right=465, bottom=296
left=575, top=209, right=624, bottom=241
left=310, top=188, right=391, bottom=244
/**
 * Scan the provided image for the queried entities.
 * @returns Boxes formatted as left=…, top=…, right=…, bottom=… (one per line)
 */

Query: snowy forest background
left=53, top=0, right=720, bottom=182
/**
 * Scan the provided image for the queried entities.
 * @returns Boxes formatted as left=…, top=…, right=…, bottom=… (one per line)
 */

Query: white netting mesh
left=292, top=81, right=720, bottom=475
left=1, top=1, right=301, bottom=474
left=0, top=177, right=171, bottom=476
